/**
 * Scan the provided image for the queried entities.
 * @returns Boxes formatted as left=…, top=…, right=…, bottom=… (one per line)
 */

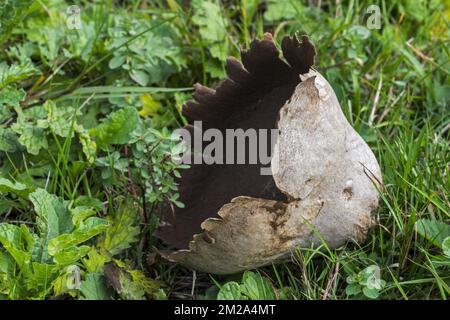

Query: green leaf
left=199, top=286, right=219, bottom=300
left=82, top=248, right=109, bottom=274
left=415, top=219, right=450, bottom=248
left=130, top=69, right=149, bottom=86
left=263, top=0, right=301, bottom=22
left=204, top=59, right=226, bottom=78
left=100, top=200, right=140, bottom=256
left=191, top=0, right=230, bottom=63
left=139, top=93, right=162, bottom=117
left=277, top=286, right=295, bottom=300
left=0, top=1, right=35, bottom=47
left=0, top=177, right=33, bottom=198
left=89, top=106, right=140, bottom=150
left=26, top=262, right=59, bottom=294
left=78, top=129, right=97, bottom=163
left=29, top=189, right=73, bottom=261
left=118, top=271, right=146, bottom=300
left=0, top=127, right=20, bottom=152
left=397, top=44, right=425, bottom=78
left=362, top=287, right=380, bottom=299
left=79, top=273, right=112, bottom=300
left=0, top=199, right=20, bottom=215
left=71, top=206, right=97, bottom=227
left=46, top=206, right=108, bottom=265
left=0, top=250, right=14, bottom=274
left=104, top=261, right=166, bottom=300
left=442, top=237, right=450, bottom=257
left=104, top=262, right=144, bottom=300
left=108, top=55, right=125, bottom=69
left=47, top=217, right=108, bottom=257
left=0, top=223, right=34, bottom=269
left=0, top=104, right=12, bottom=123
left=346, top=283, right=362, bottom=296
left=37, top=100, right=78, bottom=138
left=0, top=64, right=33, bottom=91
left=217, top=281, right=244, bottom=300
left=74, top=196, right=105, bottom=212
left=240, top=271, right=276, bottom=300
left=11, top=121, right=48, bottom=155
left=52, top=245, right=90, bottom=265
left=107, top=15, right=185, bottom=85
left=346, top=274, right=357, bottom=284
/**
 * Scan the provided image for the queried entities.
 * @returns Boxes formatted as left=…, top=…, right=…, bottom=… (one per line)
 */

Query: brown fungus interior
left=156, top=34, right=316, bottom=249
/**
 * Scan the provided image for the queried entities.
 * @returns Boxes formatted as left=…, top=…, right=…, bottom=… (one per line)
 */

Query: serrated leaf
left=0, top=86, right=25, bottom=108
left=11, top=121, right=48, bottom=155
left=100, top=201, right=140, bottom=256
left=191, top=0, right=230, bottom=63
left=217, top=282, right=244, bottom=300
left=108, top=16, right=185, bottom=84
left=0, top=1, right=35, bottom=47
left=83, top=248, right=109, bottom=274
left=37, top=100, right=78, bottom=138
left=89, top=106, right=140, bottom=150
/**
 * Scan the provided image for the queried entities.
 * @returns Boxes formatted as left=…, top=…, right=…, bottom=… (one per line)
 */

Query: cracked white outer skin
left=166, top=70, right=382, bottom=274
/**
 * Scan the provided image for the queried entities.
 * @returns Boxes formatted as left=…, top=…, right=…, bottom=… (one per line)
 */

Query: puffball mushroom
left=156, top=33, right=382, bottom=275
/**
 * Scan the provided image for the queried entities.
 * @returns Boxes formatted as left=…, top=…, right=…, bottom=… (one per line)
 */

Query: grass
left=0, top=0, right=449, bottom=300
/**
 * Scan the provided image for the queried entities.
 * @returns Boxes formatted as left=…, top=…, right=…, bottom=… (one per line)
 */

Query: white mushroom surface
left=157, top=34, right=382, bottom=274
